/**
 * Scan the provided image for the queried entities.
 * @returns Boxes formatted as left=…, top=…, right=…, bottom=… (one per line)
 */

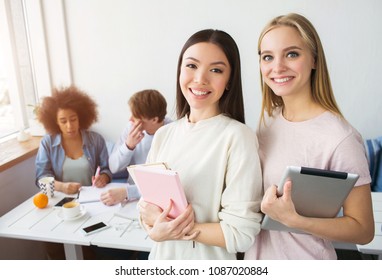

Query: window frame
left=0, top=0, right=52, bottom=142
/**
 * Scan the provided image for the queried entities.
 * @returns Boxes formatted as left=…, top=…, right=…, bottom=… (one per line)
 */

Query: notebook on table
left=78, top=182, right=128, bottom=203
left=261, top=166, right=359, bottom=234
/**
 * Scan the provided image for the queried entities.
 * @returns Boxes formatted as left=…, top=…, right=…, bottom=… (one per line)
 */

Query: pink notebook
left=132, top=166, right=188, bottom=219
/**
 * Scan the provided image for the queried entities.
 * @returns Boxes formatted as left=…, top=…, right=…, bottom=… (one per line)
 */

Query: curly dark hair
left=37, top=85, right=98, bottom=134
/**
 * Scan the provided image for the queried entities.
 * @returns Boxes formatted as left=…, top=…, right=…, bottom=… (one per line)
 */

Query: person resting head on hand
left=103, top=89, right=171, bottom=205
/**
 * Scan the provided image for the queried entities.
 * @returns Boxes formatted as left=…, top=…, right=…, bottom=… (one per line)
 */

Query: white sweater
left=146, top=114, right=263, bottom=259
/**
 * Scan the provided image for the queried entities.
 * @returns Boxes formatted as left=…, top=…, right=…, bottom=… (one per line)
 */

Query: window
left=0, top=0, right=38, bottom=141
left=0, top=51, right=14, bottom=139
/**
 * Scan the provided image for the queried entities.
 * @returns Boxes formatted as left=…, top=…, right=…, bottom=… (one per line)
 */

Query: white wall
left=34, top=0, right=382, bottom=141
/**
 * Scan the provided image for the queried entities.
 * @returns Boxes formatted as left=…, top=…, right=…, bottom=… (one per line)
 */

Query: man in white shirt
left=101, top=89, right=172, bottom=205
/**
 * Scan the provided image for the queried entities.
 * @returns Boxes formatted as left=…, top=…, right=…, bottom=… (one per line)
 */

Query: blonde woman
left=245, top=13, right=374, bottom=260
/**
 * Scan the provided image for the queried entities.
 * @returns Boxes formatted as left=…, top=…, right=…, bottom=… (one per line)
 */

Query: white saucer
left=57, top=206, right=87, bottom=221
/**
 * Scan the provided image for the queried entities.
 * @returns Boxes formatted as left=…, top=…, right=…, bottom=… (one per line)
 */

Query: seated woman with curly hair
left=35, top=85, right=111, bottom=195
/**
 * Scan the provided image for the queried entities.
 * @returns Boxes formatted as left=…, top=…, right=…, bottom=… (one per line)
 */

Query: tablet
left=132, top=166, right=188, bottom=219
left=261, top=166, right=359, bottom=234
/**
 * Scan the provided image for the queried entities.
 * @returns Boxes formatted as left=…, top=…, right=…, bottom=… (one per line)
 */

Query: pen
left=92, top=166, right=100, bottom=186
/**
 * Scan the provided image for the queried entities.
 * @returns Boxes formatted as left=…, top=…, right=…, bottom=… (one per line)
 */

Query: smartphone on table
left=81, top=222, right=110, bottom=236
left=54, top=197, right=75, bottom=208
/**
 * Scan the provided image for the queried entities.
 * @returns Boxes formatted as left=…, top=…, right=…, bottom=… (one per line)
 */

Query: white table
left=2, top=191, right=380, bottom=260
left=356, top=192, right=382, bottom=259
left=0, top=192, right=153, bottom=260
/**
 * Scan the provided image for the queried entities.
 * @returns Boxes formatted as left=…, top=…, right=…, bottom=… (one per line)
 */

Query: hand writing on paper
left=140, top=200, right=199, bottom=242
left=91, top=173, right=109, bottom=188
left=92, top=166, right=100, bottom=186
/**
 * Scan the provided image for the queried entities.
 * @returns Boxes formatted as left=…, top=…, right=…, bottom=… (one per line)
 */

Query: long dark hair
left=176, top=29, right=245, bottom=124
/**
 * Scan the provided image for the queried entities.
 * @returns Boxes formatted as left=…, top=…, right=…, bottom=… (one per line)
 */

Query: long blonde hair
left=258, top=13, right=343, bottom=124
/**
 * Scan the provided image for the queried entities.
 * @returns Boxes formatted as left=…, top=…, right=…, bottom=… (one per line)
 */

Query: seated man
left=101, top=89, right=171, bottom=206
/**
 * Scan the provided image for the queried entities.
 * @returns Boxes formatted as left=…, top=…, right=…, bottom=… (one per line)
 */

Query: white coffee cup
left=37, top=176, right=55, bottom=198
left=62, top=201, right=81, bottom=219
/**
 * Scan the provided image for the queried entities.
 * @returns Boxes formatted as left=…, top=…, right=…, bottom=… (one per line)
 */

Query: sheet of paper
left=114, top=200, right=139, bottom=220
left=78, top=182, right=128, bottom=203
left=83, top=201, right=120, bottom=217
